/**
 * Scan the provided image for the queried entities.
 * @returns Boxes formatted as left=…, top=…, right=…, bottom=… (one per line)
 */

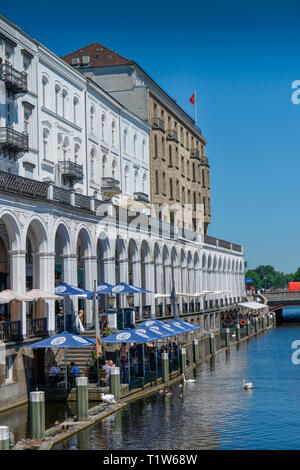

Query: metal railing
left=59, top=160, right=84, bottom=184
left=75, top=192, right=91, bottom=210
left=191, top=148, right=200, bottom=159
left=26, top=318, right=47, bottom=337
left=166, top=129, right=178, bottom=142
left=0, top=321, right=21, bottom=342
left=0, top=127, right=29, bottom=159
left=1, top=63, right=27, bottom=95
left=151, top=117, right=165, bottom=131
left=133, top=192, right=149, bottom=203
left=0, top=170, right=48, bottom=198
left=53, top=186, right=71, bottom=205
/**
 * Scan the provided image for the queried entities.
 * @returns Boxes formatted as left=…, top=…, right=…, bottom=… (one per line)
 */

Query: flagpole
left=194, top=89, right=197, bottom=126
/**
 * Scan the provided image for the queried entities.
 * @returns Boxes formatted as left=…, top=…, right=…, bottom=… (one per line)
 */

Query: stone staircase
left=59, top=329, right=96, bottom=375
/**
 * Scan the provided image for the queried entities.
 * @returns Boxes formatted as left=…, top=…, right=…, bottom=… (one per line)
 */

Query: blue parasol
left=24, top=331, right=96, bottom=348
left=25, top=331, right=96, bottom=390
left=55, top=282, right=93, bottom=297
left=102, top=326, right=163, bottom=343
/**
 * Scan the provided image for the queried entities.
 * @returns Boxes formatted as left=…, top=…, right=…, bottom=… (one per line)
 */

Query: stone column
left=9, top=249, right=26, bottom=339
left=82, top=255, right=98, bottom=328
left=102, top=256, right=116, bottom=285
left=132, top=258, right=141, bottom=317
left=61, top=254, right=78, bottom=330
left=38, top=252, right=56, bottom=335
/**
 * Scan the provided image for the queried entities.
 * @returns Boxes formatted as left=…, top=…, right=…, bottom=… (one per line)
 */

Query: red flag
left=189, top=93, right=195, bottom=105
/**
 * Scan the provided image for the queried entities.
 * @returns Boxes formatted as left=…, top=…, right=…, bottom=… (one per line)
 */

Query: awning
left=0, top=290, right=33, bottom=303
left=26, top=289, right=60, bottom=301
left=238, top=301, right=268, bottom=310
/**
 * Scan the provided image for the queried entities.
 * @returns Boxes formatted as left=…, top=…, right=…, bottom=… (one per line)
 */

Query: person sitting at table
left=49, top=362, right=60, bottom=385
left=70, top=361, right=81, bottom=387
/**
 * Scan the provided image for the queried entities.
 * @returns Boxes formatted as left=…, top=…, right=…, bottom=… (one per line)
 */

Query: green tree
left=245, top=269, right=262, bottom=289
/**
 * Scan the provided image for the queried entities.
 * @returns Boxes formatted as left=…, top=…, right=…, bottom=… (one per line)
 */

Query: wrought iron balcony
left=191, top=148, right=200, bottom=160
left=1, top=63, right=27, bottom=97
left=152, top=117, right=165, bottom=132
left=59, top=160, right=84, bottom=185
left=166, top=129, right=178, bottom=142
left=201, top=155, right=209, bottom=166
left=101, top=177, right=121, bottom=199
left=133, top=192, right=149, bottom=203
left=0, top=127, right=29, bottom=160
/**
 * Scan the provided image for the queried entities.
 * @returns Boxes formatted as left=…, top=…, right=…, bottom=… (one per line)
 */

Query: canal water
left=54, top=307, right=300, bottom=450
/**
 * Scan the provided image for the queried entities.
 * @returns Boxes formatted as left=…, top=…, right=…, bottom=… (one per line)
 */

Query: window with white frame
left=134, top=169, right=138, bottom=193
left=6, top=98, right=13, bottom=127
left=142, top=139, right=145, bottom=161
left=133, top=134, right=137, bottom=157
left=23, top=107, right=31, bottom=136
left=101, top=113, right=105, bottom=140
left=73, top=97, right=79, bottom=125
left=55, top=85, right=61, bottom=115
left=90, top=106, right=95, bottom=134
left=62, top=89, right=68, bottom=119
left=102, top=155, right=107, bottom=178
left=112, top=159, right=117, bottom=179
left=90, top=149, right=95, bottom=181
left=74, top=143, right=80, bottom=164
left=23, top=162, right=34, bottom=179
left=62, top=137, right=70, bottom=161
left=23, top=55, right=31, bottom=73
left=124, top=165, right=129, bottom=193
left=111, top=120, right=115, bottom=146
left=42, top=76, right=48, bottom=108
left=43, top=128, right=50, bottom=160
left=123, top=128, right=128, bottom=152
left=5, top=43, right=13, bottom=64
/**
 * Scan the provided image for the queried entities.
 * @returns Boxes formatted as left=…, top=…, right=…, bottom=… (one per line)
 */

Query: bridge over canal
left=264, top=291, right=300, bottom=322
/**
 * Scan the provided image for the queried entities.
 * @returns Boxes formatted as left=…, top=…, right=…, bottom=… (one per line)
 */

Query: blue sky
left=2, top=0, right=300, bottom=273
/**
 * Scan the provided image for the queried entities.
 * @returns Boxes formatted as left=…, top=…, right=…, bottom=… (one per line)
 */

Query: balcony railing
left=0, top=321, right=21, bottom=342
left=0, top=169, right=243, bottom=254
left=0, top=127, right=29, bottom=159
left=0, top=170, right=48, bottom=198
left=133, top=192, right=149, bottom=204
left=27, top=318, right=47, bottom=338
left=166, top=129, right=178, bottom=142
left=191, top=148, right=200, bottom=160
left=59, top=160, right=84, bottom=185
left=203, top=234, right=242, bottom=252
left=101, top=177, right=121, bottom=199
left=201, top=156, right=209, bottom=166
left=1, top=63, right=27, bottom=97
left=151, top=117, right=165, bottom=131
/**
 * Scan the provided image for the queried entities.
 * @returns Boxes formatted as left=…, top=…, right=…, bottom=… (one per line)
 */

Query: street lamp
left=127, top=293, right=134, bottom=306
left=108, top=295, right=116, bottom=308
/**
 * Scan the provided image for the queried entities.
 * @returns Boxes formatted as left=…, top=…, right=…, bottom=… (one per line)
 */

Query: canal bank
left=9, top=313, right=275, bottom=450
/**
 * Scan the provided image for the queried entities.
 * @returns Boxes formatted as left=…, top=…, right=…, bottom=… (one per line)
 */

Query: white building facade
left=0, top=14, right=245, bottom=411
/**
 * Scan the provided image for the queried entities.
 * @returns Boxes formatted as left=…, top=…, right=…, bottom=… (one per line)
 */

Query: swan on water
left=100, top=393, right=117, bottom=404
left=242, top=379, right=253, bottom=390
left=182, top=374, right=196, bottom=383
